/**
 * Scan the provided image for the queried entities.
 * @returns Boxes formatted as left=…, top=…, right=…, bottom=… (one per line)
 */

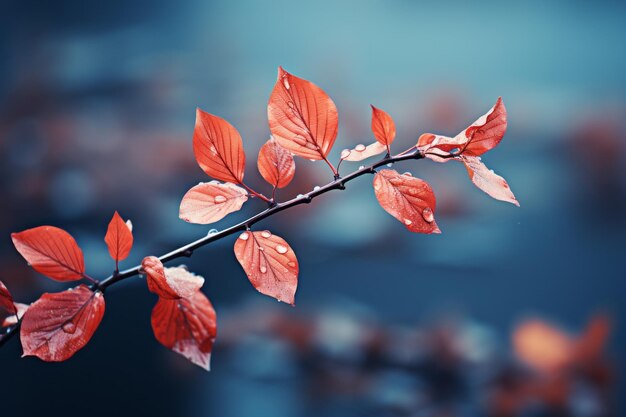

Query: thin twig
left=0, top=149, right=424, bottom=349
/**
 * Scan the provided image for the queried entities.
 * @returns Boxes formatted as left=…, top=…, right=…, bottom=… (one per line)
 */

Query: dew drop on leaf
left=62, top=322, right=76, bottom=334
left=275, top=245, right=288, bottom=254
left=422, top=207, right=434, bottom=223
left=214, top=195, right=227, bottom=203
left=239, top=232, right=250, bottom=241
left=340, top=149, right=350, bottom=159
left=355, top=144, right=366, bottom=152
left=260, top=266, right=267, bottom=273
left=261, top=230, right=272, bottom=238
left=404, top=218, right=413, bottom=225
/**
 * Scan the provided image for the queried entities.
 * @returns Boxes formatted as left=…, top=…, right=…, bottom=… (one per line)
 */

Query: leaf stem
left=240, top=183, right=271, bottom=203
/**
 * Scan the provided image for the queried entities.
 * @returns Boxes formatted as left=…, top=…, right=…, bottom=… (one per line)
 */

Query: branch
left=0, top=149, right=424, bottom=349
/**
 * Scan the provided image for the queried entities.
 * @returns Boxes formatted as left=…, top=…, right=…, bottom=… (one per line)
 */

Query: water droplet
left=259, top=247, right=264, bottom=251
left=207, top=229, right=218, bottom=236
left=287, top=261, right=297, bottom=268
left=62, top=322, right=76, bottom=334
left=261, top=230, right=272, bottom=238
left=355, top=144, right=366, bottom=152
left=422, top=207, right=434, bottom=223
left=309, top=159, right=316, bottom=162
left=260, top=266, right=267, bottom=273
left=287, top=101, right=295, bottom=109
left=283, top=77, right=290, bottom=90
left=404, top=218, right=413, bottom=225
left=373, top=181, right=381, bottom=191
left=126, top=220, right=133, bottom=231
left=275, top=245, right=288, bottom=254
left=313, top=186, right=321, bottom=191
left=239, top=232, right=250, bottom=241
left=210, top=145, right=217, bottom=155
left=214, top=195, right=227, bottom=203
left=386, top=163, right=393, bottom=167
left=297, top=194, right=305, bottom=198
left=358, top=165, right=365, bottom=170
left=403, top=172, right=412, bottom=176
left=340, top=149, right=350, bottom=159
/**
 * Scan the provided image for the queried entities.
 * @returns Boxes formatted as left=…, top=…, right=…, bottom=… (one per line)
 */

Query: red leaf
left=373, top=169, right=440, bottom=234
left=0, top=280, right=17, bottom=322
left=104, top=211, right=133, bottom=263
left=461, top=156, right=519, bottom=206
left=461, top=97, right=507, bottom=156
left=417, top=133, right=463, bottom=161
left=370, top=105, right=396, bottom=150
left=11, top=226, right=85, bottom=281
left=3, top=303, right=29, bottom=327
left=341, top=142, right=387, bottom=162
left=417, top=98, right=507, bottom=158
left=179, top=181, right=248, bottom=224
left=142, top=256, right=204, bottom=299
left=151, top=291, right=216, bottom=370
left=233, top=230, right=299, bottom=305
left=267, top=67, right=338, bottom=161
left=193, top=109, right=246, bottom=184
left=20, top=285, right=105, bottom=362
left=257, top=138, right=296, bottom=188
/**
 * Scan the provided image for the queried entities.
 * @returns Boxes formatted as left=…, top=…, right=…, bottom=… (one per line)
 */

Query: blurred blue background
left=1, top=1, right=625, bottom=416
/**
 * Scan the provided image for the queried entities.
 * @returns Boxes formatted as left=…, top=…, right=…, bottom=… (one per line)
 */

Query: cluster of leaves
left=1, top=67, right=517, bottom=370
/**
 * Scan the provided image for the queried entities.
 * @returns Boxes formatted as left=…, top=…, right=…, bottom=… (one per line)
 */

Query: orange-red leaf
left=417, top=98, right=507, bottom=158
left=151, top=291, right=217, bottom=370
left=20, top=285, right=105, bottom=362
left=461, top=97, right=507, bottom=156
left=371, top=105, right=396, bottom=149
left=461, top=156, right=519, bottom=206
left=179, top=181, right=248, bottom=224
left=417, top=133, right=462, bottom=162
left=193, top=109, right=246, bottom=183
left=104, top=211, right=133, bottom=263
left=11, top=226, right=85, bottom=281
left=257, top=138, right=296, bottom=188
left=0, top=280, right=17, bottom=323
left=373, top=169, right=440, bottom=234
left=341, top=142, right=387, bottom=162
left=3, top=303, right=28, bottom=327
left=267, top=67, right=338, bottom=160
left=142, top=256, right=204, bottom=299
left=233, top=230, right=299, bottom=305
